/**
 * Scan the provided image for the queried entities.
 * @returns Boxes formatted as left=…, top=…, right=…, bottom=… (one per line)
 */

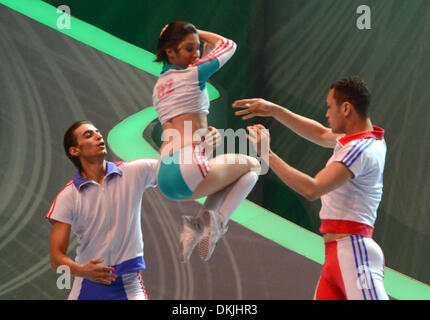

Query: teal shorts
left=158, top=144, right=210, bottom=200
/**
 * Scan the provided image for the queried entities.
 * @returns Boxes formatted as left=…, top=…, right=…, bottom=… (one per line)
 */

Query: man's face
left=325, top=88, right=345, bottom=134
left=70, top=123, right=107, bottom=161
left=166, top=33, right=200, bottom=67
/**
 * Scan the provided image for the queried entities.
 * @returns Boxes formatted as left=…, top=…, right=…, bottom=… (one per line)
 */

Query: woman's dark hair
left=63, top=120, right=93, bottom=170
left=155, top=21, right=198, bottom=64
left=330, top=77, right=371, bottom=118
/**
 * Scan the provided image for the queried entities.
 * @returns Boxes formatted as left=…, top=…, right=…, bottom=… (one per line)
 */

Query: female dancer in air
left=153, top=21, right=260, bottom=262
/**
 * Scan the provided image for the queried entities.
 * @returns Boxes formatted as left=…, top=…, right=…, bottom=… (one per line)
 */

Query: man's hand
left=79, top=259, right=117, bottom=285
left=247, top=124, right=271, bottom=160
left=200, top=126, right=222, bottom=156
left=232, top=98, right=278, bottom=120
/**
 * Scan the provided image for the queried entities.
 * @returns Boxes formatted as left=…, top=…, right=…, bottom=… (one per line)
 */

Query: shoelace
left=189, top=218, right=203, bottom=232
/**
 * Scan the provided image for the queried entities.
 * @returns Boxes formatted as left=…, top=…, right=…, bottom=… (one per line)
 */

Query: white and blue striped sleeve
left=334, top=138, right=376, bottom=177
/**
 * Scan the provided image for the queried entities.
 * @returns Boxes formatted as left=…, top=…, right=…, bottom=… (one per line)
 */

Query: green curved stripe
left=107, top=107, right=159, bottom=160
left=2, top=0, right=430, bottom=300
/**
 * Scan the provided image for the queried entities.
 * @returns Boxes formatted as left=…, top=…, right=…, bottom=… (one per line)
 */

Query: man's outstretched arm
left=247, top=124, right=353, bottom=201
left=234, top=98, right=341, bottom=148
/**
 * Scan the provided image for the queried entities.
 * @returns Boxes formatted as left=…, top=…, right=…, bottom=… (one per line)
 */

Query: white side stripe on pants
left=351, top=235, right=378, bottom=300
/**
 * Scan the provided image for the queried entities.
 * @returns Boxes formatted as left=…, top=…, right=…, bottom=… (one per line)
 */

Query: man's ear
left=69, top=146, right=80, bottom=157
left=342, top=102, right=352, bottom=117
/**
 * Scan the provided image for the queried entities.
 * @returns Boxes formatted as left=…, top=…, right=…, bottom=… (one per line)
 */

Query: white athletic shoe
left=178, top=215, right=203, bottom=263
left=198, top=210, right=228, bottom=261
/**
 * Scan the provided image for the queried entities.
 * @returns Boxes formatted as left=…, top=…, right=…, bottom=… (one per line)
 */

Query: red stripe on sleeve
left=46, top=180, right=73, bottom=219
left=192, top=39, right=235, bottom=66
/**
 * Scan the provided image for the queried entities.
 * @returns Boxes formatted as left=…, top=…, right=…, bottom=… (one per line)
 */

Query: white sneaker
left=178, top=215, right=203, bottom=263
left=198, top=210, right=228, bottom=261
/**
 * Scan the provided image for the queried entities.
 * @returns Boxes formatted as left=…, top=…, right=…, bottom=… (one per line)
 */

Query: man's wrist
left=71, top=263, right=85, bottom=278
left=271, top=104, right=284, bottom=119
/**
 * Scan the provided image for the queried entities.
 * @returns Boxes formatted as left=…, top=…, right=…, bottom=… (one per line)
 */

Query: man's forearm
left=268, top=150, right=318, bottom=201
left=51, top=252, right=84, bottom=277
left=271, top=105, right=335, bottom=148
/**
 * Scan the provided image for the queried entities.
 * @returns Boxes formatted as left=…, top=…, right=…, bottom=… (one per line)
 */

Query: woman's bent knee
left=247, top=156, right=261, bottom=174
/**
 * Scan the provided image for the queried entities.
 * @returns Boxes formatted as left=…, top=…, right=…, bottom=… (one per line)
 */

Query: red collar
left=338, top=126, right=385, bottom=146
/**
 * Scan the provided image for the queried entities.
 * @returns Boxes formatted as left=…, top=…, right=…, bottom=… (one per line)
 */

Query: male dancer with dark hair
left=234, top=77, right=389, bottom=300
left=46, top=121, right=158, bottom=299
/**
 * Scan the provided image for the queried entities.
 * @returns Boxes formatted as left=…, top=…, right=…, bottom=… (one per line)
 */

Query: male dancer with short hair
left=46, top=120, right=158, bottom=300
left=234, top=77, right=389, bottom=300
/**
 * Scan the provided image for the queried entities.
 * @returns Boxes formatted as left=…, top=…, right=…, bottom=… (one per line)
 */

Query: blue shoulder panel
left=197, top=58, right=220, bottom=90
